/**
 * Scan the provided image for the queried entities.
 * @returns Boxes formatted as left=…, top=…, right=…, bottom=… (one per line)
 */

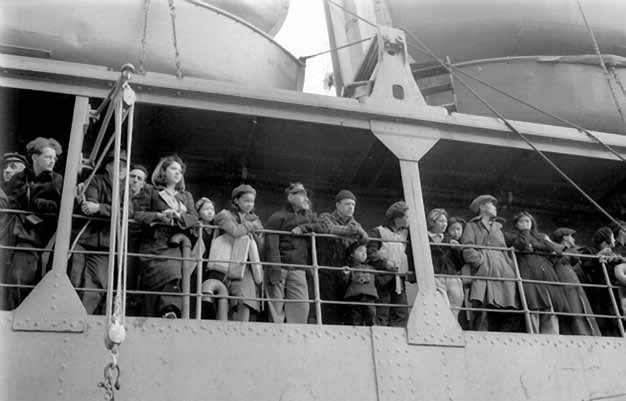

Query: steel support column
left=13, top=96, right=90, bottom=332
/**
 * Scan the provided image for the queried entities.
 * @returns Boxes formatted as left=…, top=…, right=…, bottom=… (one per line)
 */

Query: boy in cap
left=367, top=201, right=415, bottom=327
left=77, top=149, right=130, bottom=314
left=315, top=189, right=368, bottom=324
left=461, top=194, right=520, bottom=332
left=7, top=137, right=63, bottom=309
left=265, top=182, right=330, bottom=323
left=1, top=152, right=27, bottom=185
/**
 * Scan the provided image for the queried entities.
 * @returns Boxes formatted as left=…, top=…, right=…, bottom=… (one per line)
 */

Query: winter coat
left=429, top=234, right=459, bottom=275
left=461, top=216, right=519, bottom=309
left=213, top=208, right=264, bottom=311
left=367, top=225, right=414, bottom=292
left=317, top=211, right=367, bottom=269
left=133, top=186, right=198, bottom=290
left=79, top=174, right=132, bottom=249
left=265, top=204, right=329, bottom=284
left=508, top=229, right=569, bottom=312
left=12, top=170, right=62, bottom=246
left=342, top=262, right=378, bottom=299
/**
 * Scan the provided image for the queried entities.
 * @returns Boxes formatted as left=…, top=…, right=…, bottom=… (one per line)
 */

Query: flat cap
left=232, top=184, right=256, bottom=200
left=335, top=189, right=356, bottom=203
left=2, top=152, right=27, bottom=166
left=103, top=149, right=128, bottom=164
left=385, top=201, right=408, bottom=220
left=469, top=194, right=497, bottom=214
left=551, top=227, right=576, bottom=243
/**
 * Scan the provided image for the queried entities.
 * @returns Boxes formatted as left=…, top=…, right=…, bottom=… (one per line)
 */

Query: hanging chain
left=138, top=0, right=151, bottom=74
left=168, top=0, right=183, bottom=79
left=98, top=350, right=121, bottom=401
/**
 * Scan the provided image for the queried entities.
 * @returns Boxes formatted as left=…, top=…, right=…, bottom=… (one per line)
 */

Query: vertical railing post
left=195, top=225, right=203, bottom=320
left=510, top=248, right=534, bottom=334
left=600, top=261, right=625, bottom=337
left=311, top=233, right=323, bottom=325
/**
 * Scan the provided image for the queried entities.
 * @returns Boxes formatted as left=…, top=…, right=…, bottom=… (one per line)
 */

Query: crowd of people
left=1, top=138, right=625, bottom=336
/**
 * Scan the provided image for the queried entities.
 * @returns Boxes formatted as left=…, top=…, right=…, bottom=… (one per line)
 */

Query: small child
left=341, top=242, right=378, bottom=326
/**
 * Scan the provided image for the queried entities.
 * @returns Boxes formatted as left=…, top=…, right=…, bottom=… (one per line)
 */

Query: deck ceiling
left=2, top=87, right=625, bottom=220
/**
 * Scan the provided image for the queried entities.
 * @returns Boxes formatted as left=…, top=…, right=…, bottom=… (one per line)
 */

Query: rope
left=299, top=36, right=374, bottom=61
left=168, top=0, right=183, bottom=79
left=138, top=0, right=151, bottom=74
left=402, top=30, right=626, bottom=233
left=326, top=0, right=376, bottom=28
left=576, top=0, right=626, bottom=124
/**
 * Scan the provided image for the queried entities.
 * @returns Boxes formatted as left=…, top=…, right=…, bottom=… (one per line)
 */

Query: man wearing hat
left=7, top=137, right=64, bottom=309
left=315, top=189, right=369, bottom=324
left=1, top=152, right=27, bottom=185
left=461, top=194, right=520, bottom=332
left=367, top=200, right=415, bottom=327
left=265, top=182, right=330, bottom=323
left=77, top=149, right=130, bottom=314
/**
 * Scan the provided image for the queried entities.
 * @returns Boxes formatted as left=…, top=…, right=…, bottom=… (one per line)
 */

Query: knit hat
left=385, top=201, right=408, bottom=220
left=427, top=208, right=448, bottom=228
left=592, top=227, right=613, bottom=245
left=195, top=197, right=214, bottom=212
left=551, top=227, right=575, bottom=243
left=2, top=152, right=27, bottom=166
left=469, top=194, right=497, bottom=214
left=232, top=184, right=256, bottom=200
left=335, top=189, right=356, bottom=203
left=130, top=164, right=148, bottom=177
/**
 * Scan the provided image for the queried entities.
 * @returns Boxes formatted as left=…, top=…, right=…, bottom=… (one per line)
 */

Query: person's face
left=199, top=202, right=215, bottom=223
left=105, top=160, right=127, bottom=181
left=516, top=216, right=532, bottom=231
left=448, top=222, right=463, bottom=240
left=480, top=201, right=497, bottom=217
left=129, top=169, right=146, bottom=193
left=32, top=146, right=57, bottom=174
left=609, top=233, right=616, bottom=248
left=617, top=229, right=626, bottom=244
left=336, top=199, right=355, bottom=218
left=431, top=214, right=447, bottom=234
left=164, top=161, right=183, bottom=185
left=395, top=211, right=409, bottom=229
left=563, top=234, right=576, bottom=247
left=235, top=192, right=255, bottom=214
left=288, top=191, right=309, bottom=210
left=353, top=245, right=367, bottom=263
left=3, top=161, right=25, bottom=182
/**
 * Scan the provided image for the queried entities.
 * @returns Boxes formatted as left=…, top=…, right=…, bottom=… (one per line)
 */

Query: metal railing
left=0, top=207, right=624, bottom=337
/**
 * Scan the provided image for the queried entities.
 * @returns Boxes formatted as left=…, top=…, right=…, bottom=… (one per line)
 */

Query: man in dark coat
left=315, top=189, right=368, bottom=324
left=8, top=137, right=63, bottom=309
left=265, top=182, right=329, bottom=323
left=367, top=201, right=415, bottom=327
left=78, top=150, right=130, bottom=314
left=127, top=164, right=151, bottom=310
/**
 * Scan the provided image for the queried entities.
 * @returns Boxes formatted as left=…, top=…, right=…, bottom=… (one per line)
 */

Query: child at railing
left=341, top=242, right=377, bottom=326
left=211, top=185, right=264, bottom=322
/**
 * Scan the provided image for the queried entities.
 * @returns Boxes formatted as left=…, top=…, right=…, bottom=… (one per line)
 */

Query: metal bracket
left=406, top=290, right=465, bottom=347
left=12, top=271, right=86, bottom=332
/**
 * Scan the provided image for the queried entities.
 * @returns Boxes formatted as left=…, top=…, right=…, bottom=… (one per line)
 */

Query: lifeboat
left=0, top=0, right=304, bottom=90
left=328, top=0, right=626, bottom=134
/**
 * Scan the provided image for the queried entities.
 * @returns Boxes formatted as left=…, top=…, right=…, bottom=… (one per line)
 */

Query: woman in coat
left=212, top=184, right=264, bottom=322
left=508, top=212, right=569, bottom=334
left=134, top=155, right=198, bottom=318
left=551, top=228, right=601, bottom=336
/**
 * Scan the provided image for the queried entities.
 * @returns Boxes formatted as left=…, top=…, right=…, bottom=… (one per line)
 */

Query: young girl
left=212, top=184, right=264, bottom=322
left=342, top=242, right=378, bottom=326
left=134, top=155, right=198, bottom=318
